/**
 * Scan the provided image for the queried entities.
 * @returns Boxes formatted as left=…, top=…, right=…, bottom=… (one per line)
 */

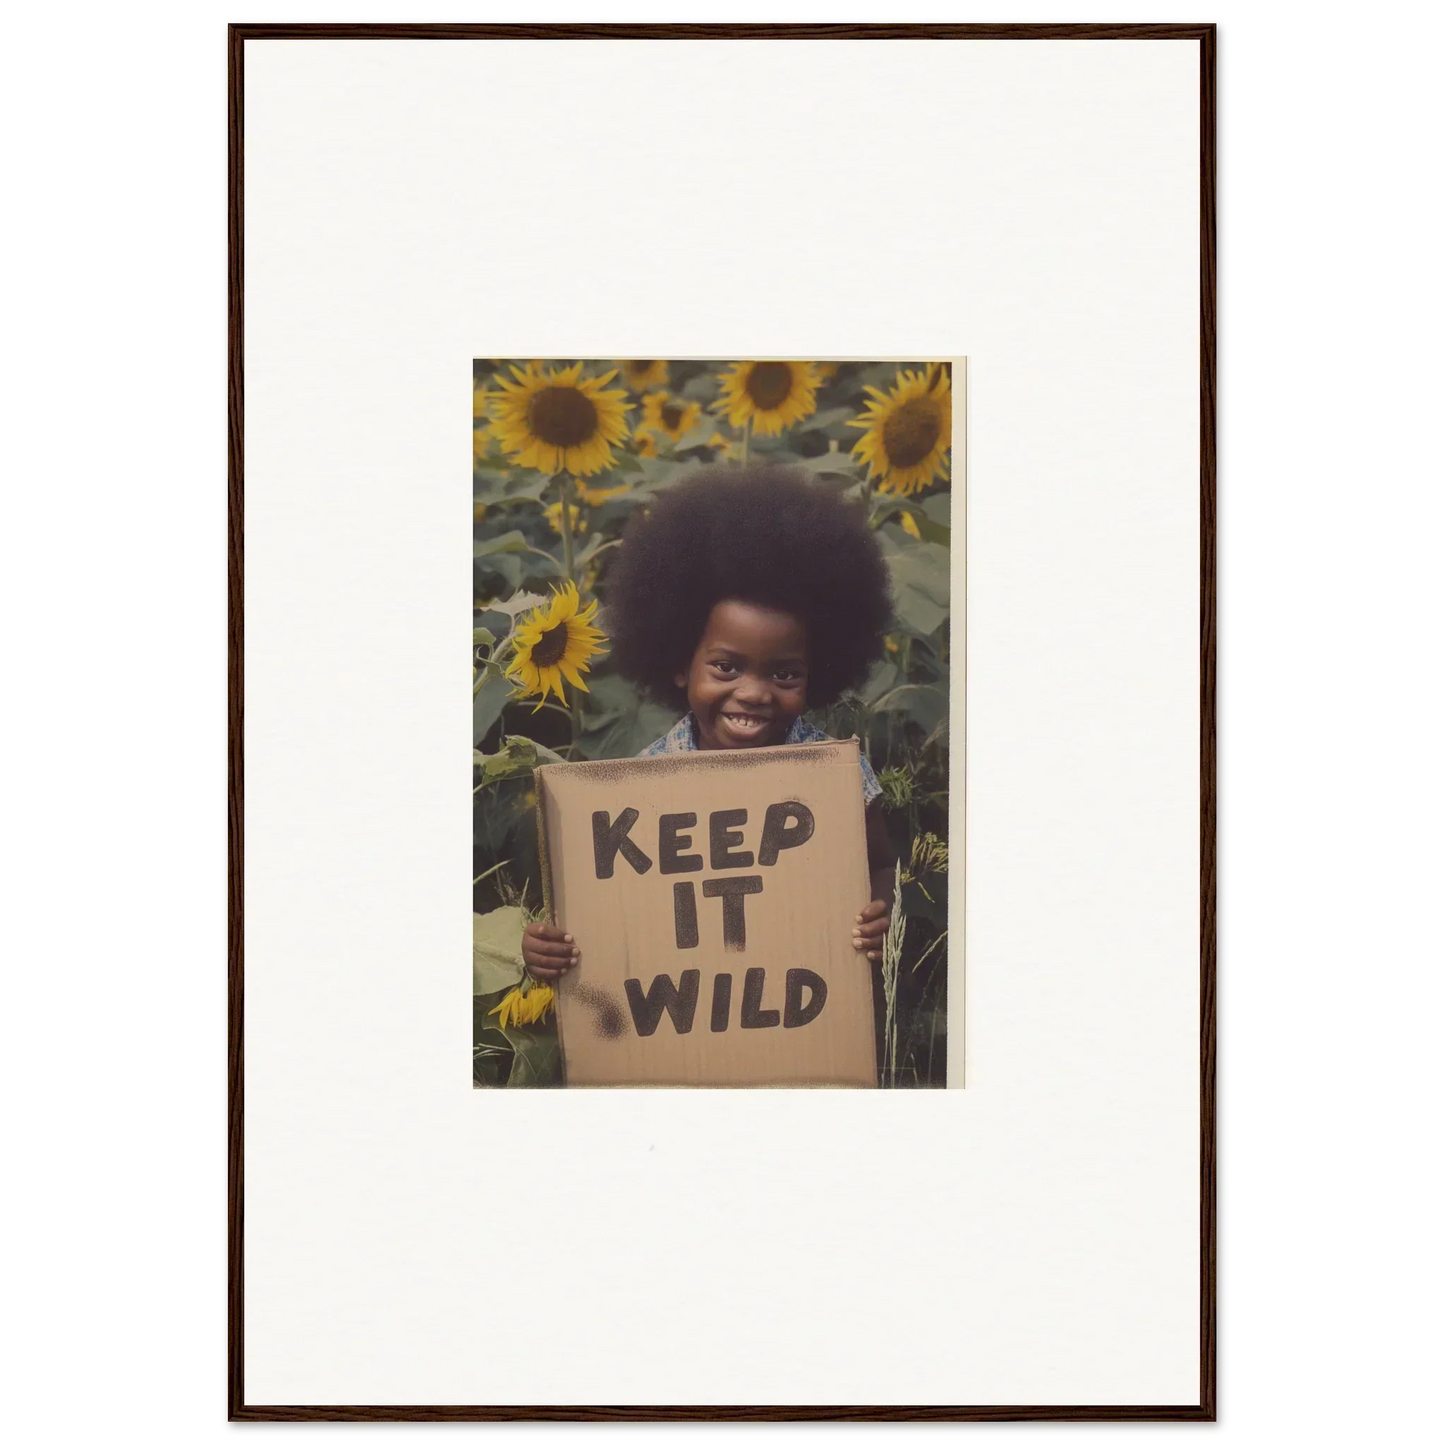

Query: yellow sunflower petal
left=490, top=362, right=633, bottom=478
left=490, top=987, right=522, bottom=1029
left=848, top=364, right=952, bottom=496
left=618, top=360, right=670, bottom=393
left=505, top=579, right=607, bottom=708
left=716, top=361, right=822, bottom=437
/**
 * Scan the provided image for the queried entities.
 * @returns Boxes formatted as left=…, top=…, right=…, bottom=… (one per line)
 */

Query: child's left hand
left=853, top=900, right=890, bottom=963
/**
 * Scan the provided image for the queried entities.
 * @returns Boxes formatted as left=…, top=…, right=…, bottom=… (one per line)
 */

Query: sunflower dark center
left=528, top=386, right=598, bottom=448
left=631, top=360, right=655, bottom=372
left=745, top=362, right=794, bottom=410
left=661, top=403, right=683, bottom=430
left=531, top=621, right=570, bottom=668
left=882, top=398, right=942, bottom=469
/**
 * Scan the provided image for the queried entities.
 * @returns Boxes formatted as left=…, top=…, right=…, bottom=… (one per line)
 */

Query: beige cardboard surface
left=538, top=741, right=877, bottom=1087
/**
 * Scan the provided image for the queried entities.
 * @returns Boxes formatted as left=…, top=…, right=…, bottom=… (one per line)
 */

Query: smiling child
left=522, top=464, right=897, bottom=982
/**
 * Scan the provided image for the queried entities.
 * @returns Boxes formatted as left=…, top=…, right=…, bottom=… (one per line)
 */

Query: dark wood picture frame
left=229, top=22, right=1216, bottom=1422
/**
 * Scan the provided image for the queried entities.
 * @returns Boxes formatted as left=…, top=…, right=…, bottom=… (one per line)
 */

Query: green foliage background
left=473, top=359, right=952, bottom=1088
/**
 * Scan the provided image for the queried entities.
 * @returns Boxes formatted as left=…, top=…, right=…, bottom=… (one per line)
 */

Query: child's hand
left=522, top=921, right=579, bottom=982
left=853, top=900, right=890, bottom=963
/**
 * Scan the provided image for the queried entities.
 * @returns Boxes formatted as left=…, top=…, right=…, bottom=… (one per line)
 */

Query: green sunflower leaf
left=519, top=550, right=565, bottom=581
left=474, top=467, right=552, bottom=505
left=577, top=698, right=680, bottom=761
left=871, top=490, right=950, bottom=546
left=682, top=373, right=720, bottom=402
left=575, top=675, right=678, bottom=760
left=502, top=1026, right=562, bottom=1088
left=475, top=553, right=522, bottom=591
left=878, top=532, right=951, bottom=637
left=795, top=405, right=856, bottom=434
left=473, top=529, right=531, bottom=558
left=872, top=683, right=949, bottom=736
left=576, top=672, right=635, bottom=722
left=510, top=474, right=556, bottom=500
left=473, top=668, right=515, bottom=745
left=474, top=733, right=566, bottom=786
left=572, top=533, right=616, bottom=570
left=473, top=907, right=527, bottom=996
left=908, top=510, right=951, bottom=546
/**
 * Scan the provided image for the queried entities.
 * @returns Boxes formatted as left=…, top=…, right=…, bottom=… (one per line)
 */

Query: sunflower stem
left=740, top=417, right=751, bottom=465
left=558, top=472, right=576, bottom=585
left=555, top=471, right=586, bottom=759
left=567, top=697, right=583, bottom=759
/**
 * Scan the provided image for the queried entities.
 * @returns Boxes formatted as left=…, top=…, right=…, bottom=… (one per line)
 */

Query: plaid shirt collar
left=641, top=711, right=882, bottom=803
left=645, top=713, right=826, bottom=753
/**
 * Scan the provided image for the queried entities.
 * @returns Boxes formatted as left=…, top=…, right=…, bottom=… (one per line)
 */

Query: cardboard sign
left=536, top=740, right=878, bottom=1087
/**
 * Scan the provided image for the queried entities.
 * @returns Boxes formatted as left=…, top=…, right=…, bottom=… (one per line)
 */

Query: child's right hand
left=522, top=921, right=580, bottom=982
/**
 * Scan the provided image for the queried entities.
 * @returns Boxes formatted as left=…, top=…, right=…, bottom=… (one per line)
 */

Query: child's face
left=676, top=599, right=808, bottom=750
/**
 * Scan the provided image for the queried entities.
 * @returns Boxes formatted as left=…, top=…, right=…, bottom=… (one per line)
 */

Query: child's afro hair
left=603, top=464, right=894, bottom=709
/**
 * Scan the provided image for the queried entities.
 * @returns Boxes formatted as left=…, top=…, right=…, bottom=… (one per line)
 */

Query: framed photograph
left=231, top=23, right=1214, bottom=1420
left=467, top=355, right=955, bottom=1093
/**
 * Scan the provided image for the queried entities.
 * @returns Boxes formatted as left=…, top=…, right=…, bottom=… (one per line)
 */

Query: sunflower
left=848, top=364, right=952, bottom=496
left=706, top=431, right=736, bottom=459
left=575, top=478, right=630, bottom=504
left=490, top=362, right=632, bottom=477
left=716, top=360, right=821, bottom=437
left=506, top=580, right=606, bottom=707
left=542, top=500, right=584, bottom=536
left=490, top=982, right=556, bottom=1029
left=618, top=359, right=669, bottom=393
left=631, top=431, right=659, bottom=459
left=639, top=392, right=702, bottom=443
left=894, top=509, right=921, bottom=540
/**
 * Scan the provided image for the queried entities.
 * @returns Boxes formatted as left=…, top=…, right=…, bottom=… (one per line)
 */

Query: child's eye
left=711, top=660, right=737, bottom=675
left=774, top=669, right=803, bottom=683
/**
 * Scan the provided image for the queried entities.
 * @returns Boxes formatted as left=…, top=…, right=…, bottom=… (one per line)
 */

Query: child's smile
left=676, top=599, right=808, bottom=751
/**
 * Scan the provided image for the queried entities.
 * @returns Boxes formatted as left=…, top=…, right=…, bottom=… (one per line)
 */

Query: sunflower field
left=473, top=359, right=954, bottom=1088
